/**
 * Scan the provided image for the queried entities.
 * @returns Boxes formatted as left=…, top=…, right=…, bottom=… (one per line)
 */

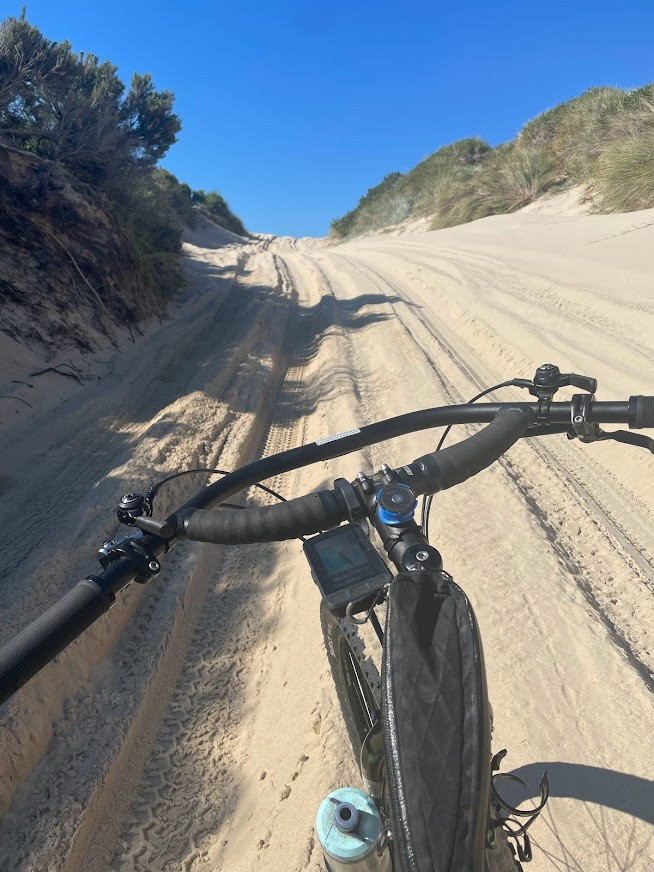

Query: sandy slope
left=0, top=208, right=653, bottom=871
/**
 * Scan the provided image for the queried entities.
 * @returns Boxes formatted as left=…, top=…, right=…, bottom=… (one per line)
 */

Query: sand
left=0, top=206, right=653, bottom=871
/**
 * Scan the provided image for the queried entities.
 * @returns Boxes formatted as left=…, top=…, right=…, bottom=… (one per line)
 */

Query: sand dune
left=0, top=207, right=653, bottom=871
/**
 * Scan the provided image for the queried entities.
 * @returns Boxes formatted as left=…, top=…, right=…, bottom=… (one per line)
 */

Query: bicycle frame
left=330, top=508, right=494, bottom=872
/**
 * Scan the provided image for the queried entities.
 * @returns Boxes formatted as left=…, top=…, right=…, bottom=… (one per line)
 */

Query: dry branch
left=0, top=395, right=33, bottom=407
left=29, top=364, right=85, bottom=384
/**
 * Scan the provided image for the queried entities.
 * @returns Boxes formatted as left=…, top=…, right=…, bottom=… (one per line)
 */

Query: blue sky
left=9, top=1, right=654, bottom=237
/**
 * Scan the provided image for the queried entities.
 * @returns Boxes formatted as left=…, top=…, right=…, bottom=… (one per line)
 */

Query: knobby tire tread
left=319, top=600, right=381, bottom=759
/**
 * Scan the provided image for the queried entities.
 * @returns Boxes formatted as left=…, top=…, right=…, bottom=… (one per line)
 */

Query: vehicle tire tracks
left=328, top=253, right=654, bottom=692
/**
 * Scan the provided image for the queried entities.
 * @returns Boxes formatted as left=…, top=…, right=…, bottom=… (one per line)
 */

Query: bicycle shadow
left=497, top=761, right=654, bottom=870
left=503, top=762, right=653, bottom=824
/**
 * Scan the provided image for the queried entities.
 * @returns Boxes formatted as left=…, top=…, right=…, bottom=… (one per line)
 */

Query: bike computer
left=303, top=523, right=392, bottom=616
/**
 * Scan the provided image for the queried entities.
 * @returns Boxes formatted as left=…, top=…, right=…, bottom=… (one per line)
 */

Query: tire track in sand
left=0, top=247, right=303, bottom=872
left=333, top=254, right=654, bottom=690
left=108, top=253, right=320, bottom=872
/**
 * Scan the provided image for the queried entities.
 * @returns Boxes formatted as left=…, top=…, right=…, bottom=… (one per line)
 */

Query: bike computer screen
left=303, top=524, right=392, bottom=616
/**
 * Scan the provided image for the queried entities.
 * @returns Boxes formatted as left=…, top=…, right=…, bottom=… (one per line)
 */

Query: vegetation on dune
left=431, top=143, right=559, bottom=229
left=331, top=172, right=404, bottom=237
left=331, top=83, right=654, bottom=239
left=191, top=189, right=247, bottom=236
left=0, top=10, right=245, bottom=336
left=331, top=139, right=491, bottom=237
left=595, top=131, right=654, bottom=214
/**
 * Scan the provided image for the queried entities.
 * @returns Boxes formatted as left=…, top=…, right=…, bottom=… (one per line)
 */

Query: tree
left=0, top=13, right=180, bottom=184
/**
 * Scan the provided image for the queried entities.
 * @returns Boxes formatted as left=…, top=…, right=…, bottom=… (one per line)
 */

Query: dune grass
left=596, top=132, right=654, bottom=213
left=431, top=145, right=559, bottom=229
left=331, top=82, right=654, bottom=239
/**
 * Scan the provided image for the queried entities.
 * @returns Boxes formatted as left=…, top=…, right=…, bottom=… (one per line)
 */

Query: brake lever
left=524, top=425, right=572, bottom=437
left=567, top=393, right=654, bottom=452
left=586, top=430, right=654, bottom=454
left=524, top=423, right=654, bottom=452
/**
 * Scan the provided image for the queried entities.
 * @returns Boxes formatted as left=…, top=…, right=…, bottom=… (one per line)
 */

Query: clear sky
left=9, top=1, right=654, bottom=237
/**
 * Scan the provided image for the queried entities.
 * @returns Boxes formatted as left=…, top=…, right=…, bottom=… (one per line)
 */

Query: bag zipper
left=382, top=592, right=419, bottom=872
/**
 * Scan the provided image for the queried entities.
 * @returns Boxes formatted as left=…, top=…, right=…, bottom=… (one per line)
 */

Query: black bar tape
left=184, top=489, right=347, bottom=544
left=629, top=396, right=654, bottom=429
left=413, top=408, right=533, bottom=494
left=0, top=579, right=114, bottom=705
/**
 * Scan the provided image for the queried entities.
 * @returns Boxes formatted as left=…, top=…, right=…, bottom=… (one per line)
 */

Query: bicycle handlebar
left=1, top=395, right=652, bottom=706
left=184, top=407, right=534, bottom=544
left=412, top=406, right=533, bottom=494
left=185, top=489, right=348, bottom=544
left=0, top=578, right=115, bottom=702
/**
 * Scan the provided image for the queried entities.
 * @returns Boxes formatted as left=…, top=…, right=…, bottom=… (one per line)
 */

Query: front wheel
left=319, top=601, right=521, bottom=872
left=319, top=600, right=381, bottom=762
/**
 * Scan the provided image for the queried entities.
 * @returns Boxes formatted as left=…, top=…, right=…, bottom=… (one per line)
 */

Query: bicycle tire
left=319, top=600, right=381, bottom=761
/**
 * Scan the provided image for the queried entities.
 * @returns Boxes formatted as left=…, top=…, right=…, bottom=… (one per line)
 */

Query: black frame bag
left=382, top=570, right=492, bottom=872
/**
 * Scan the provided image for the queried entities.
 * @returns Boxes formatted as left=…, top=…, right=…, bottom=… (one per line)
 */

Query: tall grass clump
left=595, top=132, right=654, bottom=212
left=330, top=139, right=491, bottom=238
left=331, top=172, right=404, bottom=238
left=399, top=138, right=491, bottom=215
left=483, top=145, right=559, bottom=209
left=432, top=145, right=559, bottom=229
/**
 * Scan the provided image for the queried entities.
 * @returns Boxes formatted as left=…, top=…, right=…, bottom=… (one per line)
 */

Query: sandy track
left=1, top=210, right=653, bottom=871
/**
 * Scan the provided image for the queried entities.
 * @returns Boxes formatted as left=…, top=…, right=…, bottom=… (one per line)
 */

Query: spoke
left=348, top=650, right=374, bottom=727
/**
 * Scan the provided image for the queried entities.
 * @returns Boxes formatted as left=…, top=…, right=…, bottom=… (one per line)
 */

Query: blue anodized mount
left=376, top=483, right=418, bottom=525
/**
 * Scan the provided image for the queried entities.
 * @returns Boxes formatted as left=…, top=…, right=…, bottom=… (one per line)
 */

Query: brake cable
left=144, top=468, right=307, bottom=541
left=420, top=379, right=531, bottom=540
left=420, top=373, right=654, bottom=541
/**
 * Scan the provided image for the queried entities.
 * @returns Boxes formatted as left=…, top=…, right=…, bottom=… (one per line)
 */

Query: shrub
left=108, top=169, right=186, bottom=300
left=596, top=131, right=654, bottom=213
left=0, top=10, right=245, bottom=313
left=431, top=146, right=559, bottom=229
left=331, top=172, right=404, bottom=237
left=197, top=190, right=246, bottom=236
left=397, top=138, right=490, bottom=216
left=330, top=141, right=491, bottom=237
left=430, top=173, right=493, bottom=229
left=486, top=145, right=559, bottom=209
left=152, top=168, right=196, bottom=227
left=0, top=13, right=181, bottom=185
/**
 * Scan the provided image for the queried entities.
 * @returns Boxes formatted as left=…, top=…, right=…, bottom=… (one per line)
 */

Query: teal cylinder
left=316, top=787, right=391, bottom=872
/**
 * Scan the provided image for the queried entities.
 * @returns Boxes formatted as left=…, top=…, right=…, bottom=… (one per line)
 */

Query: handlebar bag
left=382, top=570, right=492, bottom=872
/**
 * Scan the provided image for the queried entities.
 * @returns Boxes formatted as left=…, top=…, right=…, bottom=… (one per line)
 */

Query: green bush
left=519, top=86, right=654, bottom=183
left=193, top=189, right=246, bottom=236
left=485, top=145, right=559, bottom=210
left=0, top=13, right=181, bottom=185
left=0, top=10, right=245, bottom=311
left=330, top=141, right=492, bottom=237
left=596, top=131, right=654, bottom=213
left=331, top=173, right=403, bottom=237
left=152, top=168, right=197, bottom=228
left=430, top=173, right=493, bottom=229
left=107, top=169, right=186, bottom=300
left=431, top=146, right=559, bottom=229
left=395, top=138, right=490, bottom=217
